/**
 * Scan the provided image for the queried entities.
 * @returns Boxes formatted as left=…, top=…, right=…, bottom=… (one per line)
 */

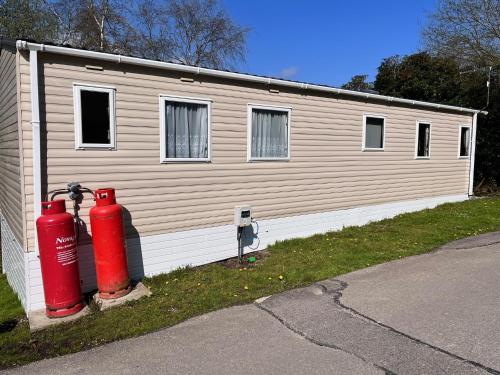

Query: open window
left=74, top=84, right=116, bottom=149
left=415, top=122, right=431, bottom=158
left=248, top=105, right=291, bottom=161
left=160, top=95, right=211, bottom=162
left=363, top=115, right=385, bottom=150
left=459, top=125, right=471, bottom=158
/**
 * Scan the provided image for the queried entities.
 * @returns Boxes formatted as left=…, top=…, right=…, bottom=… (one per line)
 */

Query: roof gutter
left=16, top=40, right=487, bottom=116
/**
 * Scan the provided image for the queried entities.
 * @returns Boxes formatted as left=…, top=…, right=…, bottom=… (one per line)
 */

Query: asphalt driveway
left=4, top=232, right=500, bottom=375
left=339, top=232, right=500, bottom=371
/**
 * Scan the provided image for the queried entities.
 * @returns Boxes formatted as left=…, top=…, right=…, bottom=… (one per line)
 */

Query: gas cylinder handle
left=48, top=189, right=68, bottom=201
left=47, top=185, right=95, bottom=201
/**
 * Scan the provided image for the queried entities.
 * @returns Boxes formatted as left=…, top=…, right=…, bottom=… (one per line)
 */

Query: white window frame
left=247, top=104, right=291, bottom=162
left=73, top=83, right=116, bottom=150
left=414, top=120, right=432, bottom=159
left=362, top=114, right=385, bottom=151
left=458, top=124, right=472, bottom=159
left=159, top=94, right=212, bottom=163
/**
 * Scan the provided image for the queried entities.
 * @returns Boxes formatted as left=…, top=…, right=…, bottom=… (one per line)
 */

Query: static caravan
left=0, top=38, right=484, bottom=313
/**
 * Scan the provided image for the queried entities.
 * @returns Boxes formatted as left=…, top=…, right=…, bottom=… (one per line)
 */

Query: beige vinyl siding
left=0, top=45, right=23, bottom=245
left=20, top=53, right=472, bottom=250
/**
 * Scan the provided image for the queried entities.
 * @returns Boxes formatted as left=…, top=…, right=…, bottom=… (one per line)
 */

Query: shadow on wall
left=74, top=207, right=97, bottom=291
left=73, top=205, right=145, bottom=292
left=241, top=222, right=260, bottom=255
left=122, top=206, right=145, bottom=281
left=73, top=198, right=92, bottom=244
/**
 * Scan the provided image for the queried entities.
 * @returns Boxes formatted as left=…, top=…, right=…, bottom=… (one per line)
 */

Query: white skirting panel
left=24, top=193, right=467, bottom=312
left=1, top=215, right=27, bottom=310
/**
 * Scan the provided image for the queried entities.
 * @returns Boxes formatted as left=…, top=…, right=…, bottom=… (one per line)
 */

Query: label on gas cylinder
left=55, top=235, right=77, bottom=266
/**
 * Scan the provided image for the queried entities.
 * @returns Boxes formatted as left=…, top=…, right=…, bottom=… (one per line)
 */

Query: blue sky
left=224, top=0, right=437, bottom=87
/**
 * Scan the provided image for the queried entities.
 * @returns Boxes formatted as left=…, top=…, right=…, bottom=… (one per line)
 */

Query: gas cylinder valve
left=47, top=183, right=96, bottom=246
left=67, top=182, right=82, bottom=201
left=48, top=183, right=95, bottom=202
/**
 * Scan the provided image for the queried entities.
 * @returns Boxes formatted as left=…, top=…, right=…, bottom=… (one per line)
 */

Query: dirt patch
left=218, top=250, right=269, bottom=269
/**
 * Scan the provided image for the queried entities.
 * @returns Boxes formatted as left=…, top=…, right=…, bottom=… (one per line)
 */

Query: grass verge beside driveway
left=1, top=197, right=500, bottom=369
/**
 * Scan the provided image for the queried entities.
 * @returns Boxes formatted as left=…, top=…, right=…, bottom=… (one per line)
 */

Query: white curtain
left=165, top=102, right=208, bottom=158
left=424, top=125, right=430, bottom=155
left=251, top=109, right=288, bottom=158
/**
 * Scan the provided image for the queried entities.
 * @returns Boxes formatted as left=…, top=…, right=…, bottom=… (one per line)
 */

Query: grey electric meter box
left=234, top=206, right=252, bottom=227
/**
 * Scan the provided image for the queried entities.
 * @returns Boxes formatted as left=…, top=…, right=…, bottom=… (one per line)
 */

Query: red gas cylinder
left=36, top=200, right=84, bottom=318
left=89, top=188, right=131, bottom=299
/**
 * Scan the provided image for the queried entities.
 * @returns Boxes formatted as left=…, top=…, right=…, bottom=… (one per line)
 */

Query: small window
left=459, top=126, right=471, bottom=157
left=416, top=122, right=431, bottom=158
left=363, top=115, right=385, bottom=150
left=248, top=105, right=290, bottom=161
left=160, top=96, right=211, bottom=162
left=74, top=85, right=115, bottom=149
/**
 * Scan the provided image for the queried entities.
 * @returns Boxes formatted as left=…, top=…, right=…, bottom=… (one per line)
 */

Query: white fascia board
left=16, top=40, right=487, bottom=116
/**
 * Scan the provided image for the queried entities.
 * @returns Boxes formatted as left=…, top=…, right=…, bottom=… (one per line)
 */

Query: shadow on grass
left=0, top=319, right=18, bottom=334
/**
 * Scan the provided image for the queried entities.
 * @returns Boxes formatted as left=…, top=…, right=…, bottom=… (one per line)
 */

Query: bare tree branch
left=422, top=0, right=500, bottom=67
left=133, top=0, right=249, bottom=69
left=2, top=0, right=249, bottom=68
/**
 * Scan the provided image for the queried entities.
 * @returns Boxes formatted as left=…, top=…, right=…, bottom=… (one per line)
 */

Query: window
left=363, top=115, right=385, bottom=150
left=74, top=84, right=115, bottom=149
left=160, top=96, right=211, bottom=162
left=415, top=122, right=431, bottom=158
left=248, top=105, right=291, bottom=161
left=459, top=125, right=471, bottom=158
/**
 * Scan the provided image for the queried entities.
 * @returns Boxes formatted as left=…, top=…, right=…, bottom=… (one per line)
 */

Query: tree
left=463, top=70, right=500, bottom=190
left=341, top=74, right=374, bottom=92
left=422, top=0, right=500, bottom=190
left=133, top=0, right=249, bottom=68
left=374, top=52, right=462, bottom=105
left=166, top=0, right=248, bottom=68
left=1, top=0, right=248, bottom=68
left=372, top=56, right=401, bottom=97
left=423, top=0, right=500, bottom=67
left=0, top=0, right=58, bottom=41
left=46, top=0, right=135, bottom=53
left=373, top=51, right=500, bottom=190
left=131, top=0, right=172, bottom=61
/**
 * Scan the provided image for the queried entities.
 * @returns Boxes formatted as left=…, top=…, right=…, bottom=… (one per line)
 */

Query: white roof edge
left=16, top=40, right=488, bottom=116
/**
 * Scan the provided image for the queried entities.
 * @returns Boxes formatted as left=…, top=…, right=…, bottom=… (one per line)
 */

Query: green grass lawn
left=1, top=197, right=500, bottom=369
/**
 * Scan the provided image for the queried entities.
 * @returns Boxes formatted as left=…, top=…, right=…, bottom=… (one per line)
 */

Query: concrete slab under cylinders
left=93, top=282, right=151, bottom=311
left=28, top=306, right=91, bottom=332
